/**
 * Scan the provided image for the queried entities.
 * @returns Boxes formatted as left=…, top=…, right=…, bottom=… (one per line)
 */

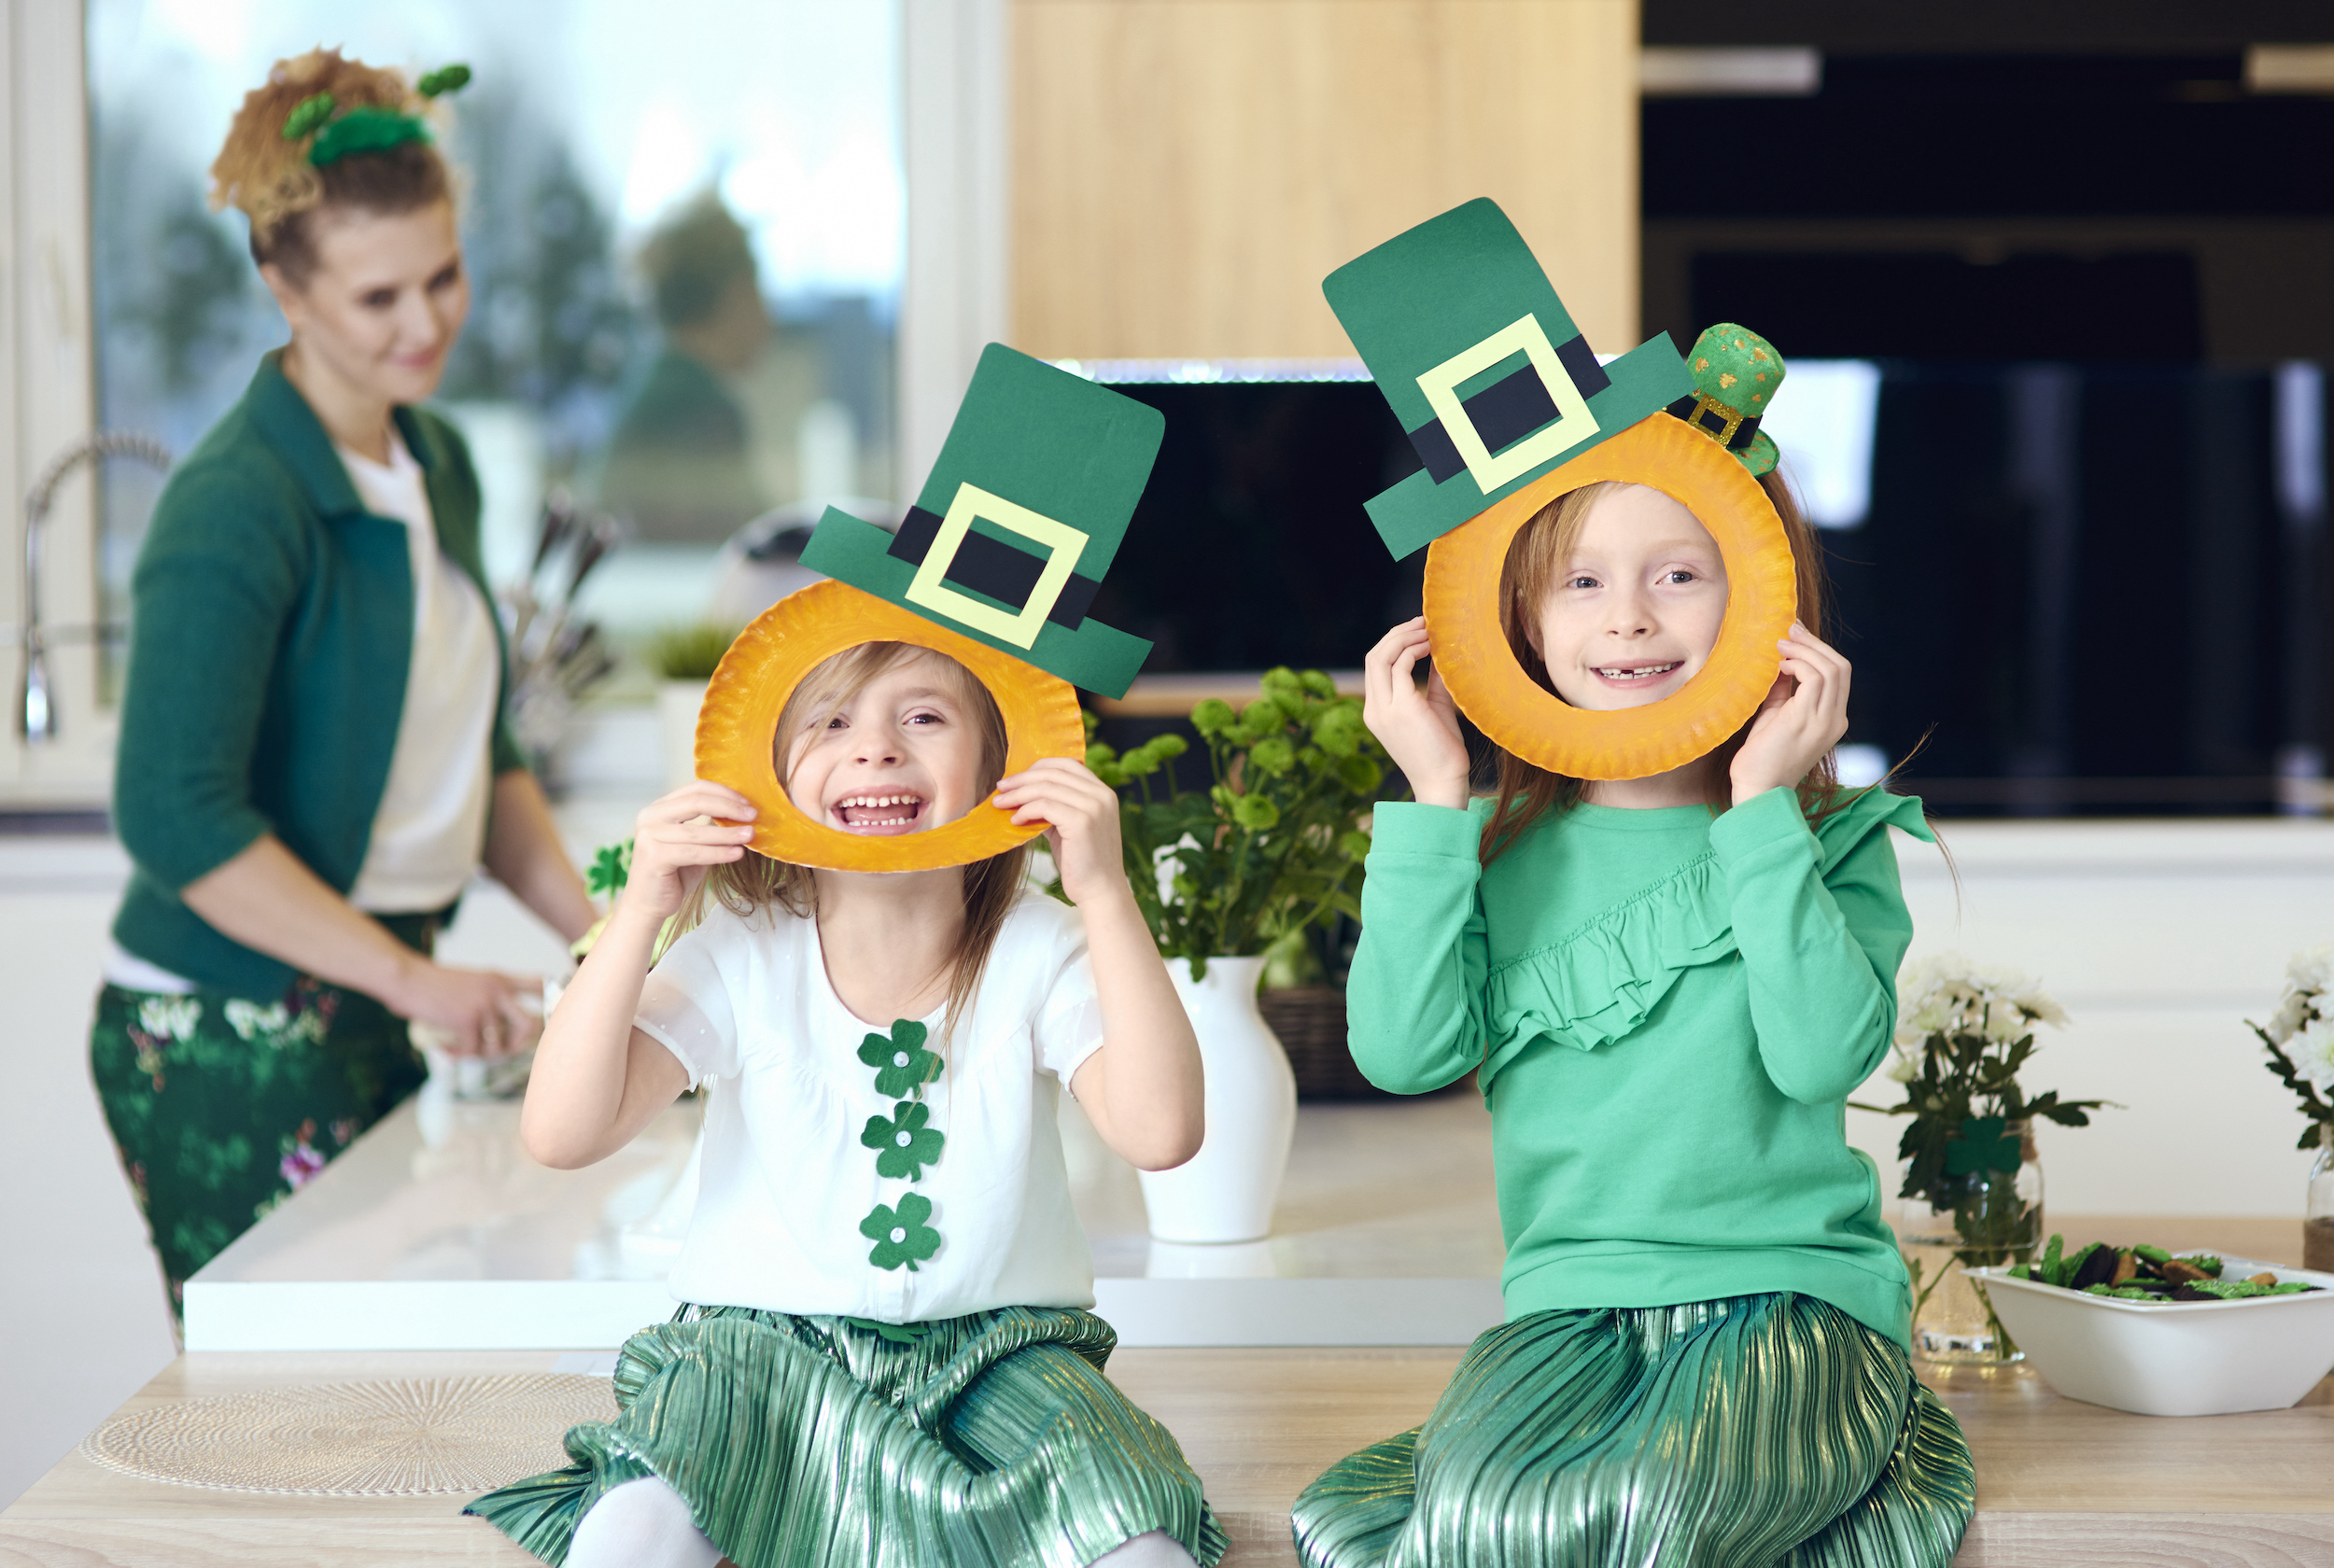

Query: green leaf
left=281, top=91, right=336, bottom=141
left=1337, top=830, right=1373, bottom=861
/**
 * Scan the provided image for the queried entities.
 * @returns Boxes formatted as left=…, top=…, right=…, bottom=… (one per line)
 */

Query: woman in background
left=92, top=49, right=597, bottom=1316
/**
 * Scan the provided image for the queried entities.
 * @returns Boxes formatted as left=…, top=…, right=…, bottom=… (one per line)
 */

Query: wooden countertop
left=7, top=1217, right=2331, bottom=1566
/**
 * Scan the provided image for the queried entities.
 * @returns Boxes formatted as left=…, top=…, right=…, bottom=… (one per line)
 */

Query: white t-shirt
left=336, top=433, right=499, bottom=913
left=634, top=891, right=1108, bottom=1322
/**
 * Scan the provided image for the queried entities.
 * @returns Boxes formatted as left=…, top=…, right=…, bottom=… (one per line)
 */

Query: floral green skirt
left=469, top=1304, right=1229, bottom=1568
left=1292, top=1293, right=1975, bottom=1568
left=88, top=916, right=433, bottom=1314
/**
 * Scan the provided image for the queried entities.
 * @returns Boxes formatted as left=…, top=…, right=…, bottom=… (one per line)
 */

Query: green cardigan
left=1348, top=786, right=1933, bottom=1350
left=111, top=352, right=526, bottom=999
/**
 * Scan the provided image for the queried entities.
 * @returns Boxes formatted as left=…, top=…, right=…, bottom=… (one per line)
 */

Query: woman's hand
left=1363, top=617, right=1469, bottom=810
left=1731, top=623, right=1852, bottom=805
left=394, top=963, right=541, bottom=1057
left=622, top=781, right=757, bottom=926
left=992, top=757, right=1132, bottom=911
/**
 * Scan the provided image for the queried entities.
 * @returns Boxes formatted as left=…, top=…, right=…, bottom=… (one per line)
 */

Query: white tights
left=561, top=1477, right=1197, bottom=1568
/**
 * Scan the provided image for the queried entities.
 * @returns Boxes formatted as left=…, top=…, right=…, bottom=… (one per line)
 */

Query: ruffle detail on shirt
left=1476, top=789, right=1932, bottom=1091
left=1480, top=851, right=1736, bottom=1089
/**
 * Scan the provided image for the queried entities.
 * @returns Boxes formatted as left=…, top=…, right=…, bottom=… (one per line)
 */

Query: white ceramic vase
left=1137, top=955, right=1297, bottom=1244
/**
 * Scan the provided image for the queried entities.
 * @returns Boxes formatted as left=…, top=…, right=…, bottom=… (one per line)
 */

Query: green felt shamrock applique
left=857, top=1019, right=940, bottom=1099
left=862, top=1100, right=947, bottom=1182
left=860, top=1192, right=942, bottom=1272
left=1943, top=1114, right=2024, bottom=1178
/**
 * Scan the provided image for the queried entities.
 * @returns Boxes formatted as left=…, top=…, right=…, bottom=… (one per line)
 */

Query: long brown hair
left=673, top=642, right=1031, bottom=1039
left=209, top=49, right=455, bottom=284
left=1479, top=469, right=1848, bottom=863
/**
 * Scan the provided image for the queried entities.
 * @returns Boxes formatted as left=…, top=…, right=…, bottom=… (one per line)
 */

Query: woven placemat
left=80, top=1374, right=618, bottom=1496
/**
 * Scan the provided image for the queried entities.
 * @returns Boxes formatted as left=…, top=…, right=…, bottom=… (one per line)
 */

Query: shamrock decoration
left=1943, top=1114, right=2024, bottom=1179
left=585, top=840, right=633, bottom=899
left=862, top=1100, right=946, bottom=1182
left=860, top=1192, right=942, bottom=1272
left=416, top=63, right=472, bottom=98
left=857, top=1020, right=939, bottom=1099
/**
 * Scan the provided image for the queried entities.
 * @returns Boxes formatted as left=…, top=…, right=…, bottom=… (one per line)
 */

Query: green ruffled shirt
left=1349, top=785, right=1934, bottom=1349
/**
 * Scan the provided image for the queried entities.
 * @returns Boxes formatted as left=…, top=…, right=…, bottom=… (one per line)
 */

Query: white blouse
left=634, top=891, right=1107, bottom=1323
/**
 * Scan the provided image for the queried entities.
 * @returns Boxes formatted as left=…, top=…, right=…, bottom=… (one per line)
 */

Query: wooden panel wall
left=1011, top=0, right=1640, bottom=360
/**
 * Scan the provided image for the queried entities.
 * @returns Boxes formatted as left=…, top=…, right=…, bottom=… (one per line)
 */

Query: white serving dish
left=1967, top=1255, right=2334, bottom=1417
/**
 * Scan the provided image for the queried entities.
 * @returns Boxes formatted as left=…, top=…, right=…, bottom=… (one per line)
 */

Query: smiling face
left=261, top=199, right=469, bottom=409
left=1523, top=483, right=1730, bottom=712
left=779, top=645, right=1004, bottom=838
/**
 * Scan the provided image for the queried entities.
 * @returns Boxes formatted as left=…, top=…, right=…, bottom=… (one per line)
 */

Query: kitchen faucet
left=19, top=431, right=173, bottom=744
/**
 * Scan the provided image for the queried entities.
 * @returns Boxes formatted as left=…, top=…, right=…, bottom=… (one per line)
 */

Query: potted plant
left=2246, top=943, right=2334, bottom=1270
left=1078, top=666, right=1385, bottom=1242
left=1857, top=954, right=2108, bottom=1363
left=645, top=622, right=742, bottom=790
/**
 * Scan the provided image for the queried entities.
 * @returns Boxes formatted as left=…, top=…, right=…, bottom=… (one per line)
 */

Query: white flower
left=2292, top=1016, right=2334, bottom=1094
left=2268, top=993, right=2313, bottom=1047
left=1885, top=1049, right=1919, bottom=1084
left=2287, top=943, right=2334, bottom=998
left=1896, top=951, right=2066, bottom=1041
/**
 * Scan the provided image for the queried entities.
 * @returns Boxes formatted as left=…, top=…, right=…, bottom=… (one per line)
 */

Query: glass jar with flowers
left=2245, top=942, right=2334, bottom=1271
left=1857, top=955, right=2109, bottom=1363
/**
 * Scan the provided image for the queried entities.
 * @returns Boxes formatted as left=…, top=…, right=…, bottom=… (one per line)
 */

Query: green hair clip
left=282, top=64, right=470, bottom=167
left=417, top=63, right=471, bottom=98
left=281, top=91, right=336, bottom=142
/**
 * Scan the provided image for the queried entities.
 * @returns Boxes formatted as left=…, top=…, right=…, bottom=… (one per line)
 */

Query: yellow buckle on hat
left=904, top=482, right=1090, bottom=650
left=1682, top=392, right=1749, bottom=448
left=1416, top=314, right=1600, bottom=495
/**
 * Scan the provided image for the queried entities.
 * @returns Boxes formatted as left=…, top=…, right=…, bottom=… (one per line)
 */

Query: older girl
left=471, top=640, right=1222, bottom=1568
left=1293, top=332, right=1975, bottom=1567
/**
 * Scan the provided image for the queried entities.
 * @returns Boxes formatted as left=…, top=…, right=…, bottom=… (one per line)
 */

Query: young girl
left=469, top=639, right=1225, bottom=1568
left=1290, top=369, right=1977, bottom=1560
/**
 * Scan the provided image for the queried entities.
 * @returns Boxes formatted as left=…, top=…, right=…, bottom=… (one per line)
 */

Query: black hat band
left=888, top=505, right=1101, bottom=632
left=1405, top=331, right=1610, bottom=486
left=1666, top=392, right=1764, bottom=454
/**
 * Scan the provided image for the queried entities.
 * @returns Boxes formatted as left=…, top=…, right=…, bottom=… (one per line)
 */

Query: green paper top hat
left=1666, top=322, right=1786, bottom=477
left=799, top=343, right=1160, bottom=697
left=1324, top=198, right=1695, bottom=560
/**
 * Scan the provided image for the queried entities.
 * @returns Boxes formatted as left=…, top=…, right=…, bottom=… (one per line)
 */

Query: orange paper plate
left=694, top=579, right=1086, bottom=872
left=1424, top=413, right=1797, bottom=782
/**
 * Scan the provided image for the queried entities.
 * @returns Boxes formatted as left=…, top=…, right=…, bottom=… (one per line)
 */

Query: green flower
left=860, top=1192, right=941, bottom=1271
left=1943, top=1114, right=2022, bottom=1177
left=1189, top=698, right=1236, bottom=736
left=1312, top=703, right=1366, bottom=758
left=1240, top=699, right=1281, bottom=735
left=1230, top=793, right=1281, bottom=832
left=856, top=1020, right=939, bottom=1099
left=1248, top=736, right=1296, bottom=776
left=1335, top=753, right=1384, bottom=796
left=861, top=1100, right=946, bottom=1181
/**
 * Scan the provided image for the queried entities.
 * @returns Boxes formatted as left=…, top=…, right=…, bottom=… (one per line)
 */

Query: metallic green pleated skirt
left=468, top=1304, right=1228, bottom=1568
left=1292, top=1293, right=1974, bottom=1568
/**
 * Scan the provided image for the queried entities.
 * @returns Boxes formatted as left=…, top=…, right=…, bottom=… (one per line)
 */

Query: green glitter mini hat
left=799, top=343, right=1161, bottom=697
left=1667, top=323, right=1787, bottom=477
left=1323, top=198, right=1696, bottom=559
